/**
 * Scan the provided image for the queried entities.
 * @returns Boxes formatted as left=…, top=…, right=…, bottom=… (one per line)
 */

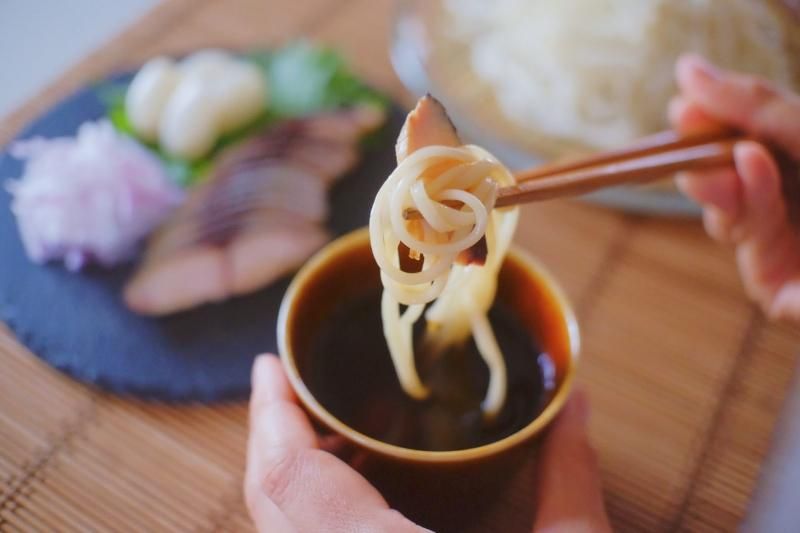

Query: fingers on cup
left=249, top=354, right=318, bottom=449
left=245, top=356, right=416, bottom=532
left=542, top=390, right=592, bottom=460
left=246, top=355, right=319, bottom=529
left=246, top=355, right=317, bottom=509
left=535, top=390, right=612, bottom=532
left=245, top=491, right=294, bottom=533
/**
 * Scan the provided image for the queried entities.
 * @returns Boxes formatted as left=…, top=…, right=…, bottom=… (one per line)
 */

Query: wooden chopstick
left=511, top=127, right=736, bottom=184
left=403, top=129, right=745, bottom=219
left=495, top=135, right=745, bottom=207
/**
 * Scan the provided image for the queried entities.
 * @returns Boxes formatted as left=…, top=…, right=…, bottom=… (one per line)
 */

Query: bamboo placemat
left=1, top=1, right=799, bottom=531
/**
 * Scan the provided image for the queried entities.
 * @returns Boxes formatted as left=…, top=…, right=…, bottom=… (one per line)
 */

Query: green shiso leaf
left=101, top=42, right=387, bottom=187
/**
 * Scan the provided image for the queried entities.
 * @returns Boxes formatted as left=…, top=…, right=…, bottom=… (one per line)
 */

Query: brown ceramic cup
left=277, top=227, right=579, bottom=529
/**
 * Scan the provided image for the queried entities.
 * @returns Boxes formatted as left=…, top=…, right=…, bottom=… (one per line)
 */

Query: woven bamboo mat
left=1, top=0, right=799, bottom=531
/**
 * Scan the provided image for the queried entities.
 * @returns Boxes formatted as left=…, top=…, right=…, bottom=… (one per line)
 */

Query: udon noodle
left=436, top=0, right=799, bottom=151
left=369, top=143, right=518, bottom=417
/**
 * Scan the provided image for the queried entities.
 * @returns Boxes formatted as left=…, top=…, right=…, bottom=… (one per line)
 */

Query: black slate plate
left=0, top=74, right=402, bottom=402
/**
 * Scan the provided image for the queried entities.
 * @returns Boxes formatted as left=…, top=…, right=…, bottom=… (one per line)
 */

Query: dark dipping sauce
left=307, top=289, right=556, bottom=451
left=286, top=233, right=573, bottom=454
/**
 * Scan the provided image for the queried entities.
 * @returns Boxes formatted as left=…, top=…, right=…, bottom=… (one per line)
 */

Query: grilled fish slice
left=216, top=105, right=383, bottom=186
left=124, top=105, right=385, bottom=315
left=227, top=214, right=329, bottom=296
left=125, top=246, right=228, bottom=314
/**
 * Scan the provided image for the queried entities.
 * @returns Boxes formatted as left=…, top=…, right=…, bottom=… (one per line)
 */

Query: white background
left=0, top=0, right=157, bottom=119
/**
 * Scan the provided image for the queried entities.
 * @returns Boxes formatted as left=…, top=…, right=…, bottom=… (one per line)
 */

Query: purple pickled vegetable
left=7, top=120, right=182, bottom=271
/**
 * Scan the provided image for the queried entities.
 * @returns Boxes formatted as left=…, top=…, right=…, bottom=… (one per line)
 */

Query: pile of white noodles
left=369, top=144, right=518, bottom=417
left=441, top=0, right=797, bottom=149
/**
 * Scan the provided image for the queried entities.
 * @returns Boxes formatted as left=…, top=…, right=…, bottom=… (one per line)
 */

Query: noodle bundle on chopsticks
left=369, top=96, right=519, bottom=418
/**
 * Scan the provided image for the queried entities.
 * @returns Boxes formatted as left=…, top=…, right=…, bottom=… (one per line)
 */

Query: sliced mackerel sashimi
left=124, top=105, right=385, bottom=315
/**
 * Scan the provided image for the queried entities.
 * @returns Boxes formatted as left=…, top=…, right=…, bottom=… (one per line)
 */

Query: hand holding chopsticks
left=404, top=128, right=799, bottom=220
left=495, top=128, right=747, bottom=207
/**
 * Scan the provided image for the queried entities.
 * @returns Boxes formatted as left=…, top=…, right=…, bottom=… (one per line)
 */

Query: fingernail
left=735, top=142, right=782, bottom=190
left=251, top=354, right=273, bottom=388
left=667, top=96, right=685, bottom=124
left=688, top=56, right=721, bottom=85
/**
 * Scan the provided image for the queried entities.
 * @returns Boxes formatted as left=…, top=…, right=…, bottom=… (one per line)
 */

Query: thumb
left=675, top=54, right=800, bottom=155
left=534, top=390, right=611, bottom=533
